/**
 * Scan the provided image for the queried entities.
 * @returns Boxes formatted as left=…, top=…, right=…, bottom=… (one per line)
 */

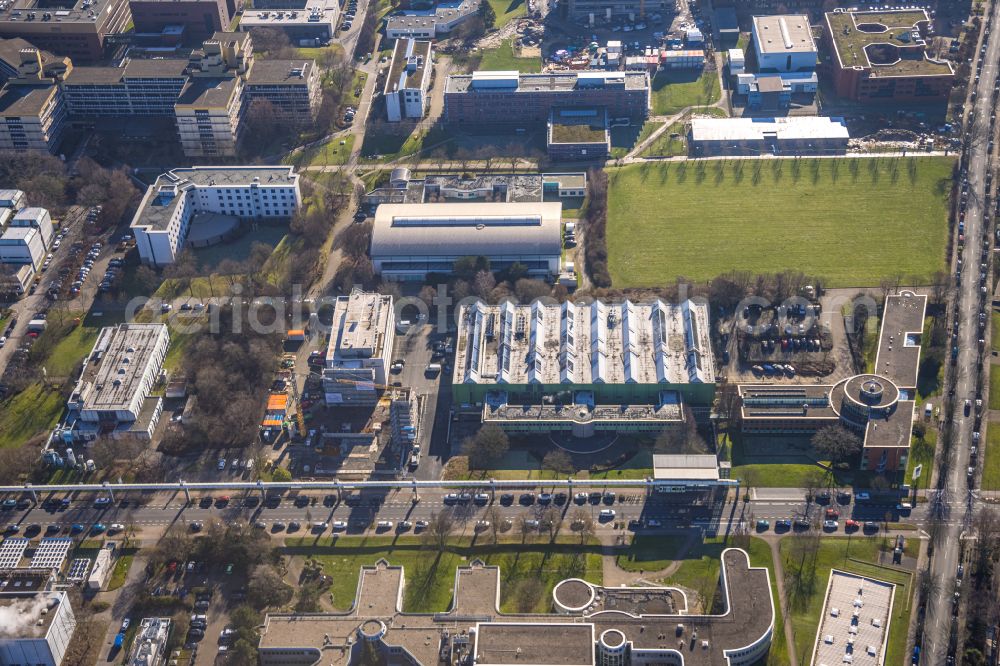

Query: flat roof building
left=244, top=58, right=321, bottom=127
left=384, top=0, right=476, bottom=39
left=67, top=323, right=170, bottom=439
left=0, top=0, right=132, bottom=62
left=126, top=617, right=172, bottom=666
left=0, top=225, right=45, bottom=270
left=690, top=116, right=849, bottom=156
left=564, top=0, right=668, bottom=23
left=823, top=9, right=954, bottom=102
left=384, top=38, right=432, bottom=122
left=10, top=206, right=53, bottom=248
left=258, top=549, right=773, bottom=666
left=444, top=70, right=650, bottom=125
left=239, top=0, right=339, bottom=41
left=363, top=171, right=587, bottom=209
left=0, top=591, right=76, bottom=666
left=130, top=165, right=300, bottom=266
left=811, top=571, right=894, bottom=666
left=751, top=15, right=817, bottom=72
left=0, top=189, right=26, bottom=211
left=322, top=289, right=396, bottom=405
left=738, top=291, right=927, bottom=473
left=370, top=201, right=563, bottom=281
left=128, top=0, right=233, bottom=42
left=61, top=58, right=189, bottom=117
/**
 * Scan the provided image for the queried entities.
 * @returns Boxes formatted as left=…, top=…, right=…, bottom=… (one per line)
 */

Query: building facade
left=131, top=165, right=300, bottom=266
left=384, top=0, right=476, bottom=39
left=823, top=9, right=954, bottom=102
left=564, top=0, right=668, bottom=23
left=0, top=0, right=132, bottom=62
left=0, top=225, right=45, bottom=269
left=10, top=206, right=53, bottom=248
left=444, top=70, right=650, bottom=125
left=384, top=38, right=432, bottom=122
left=689, top=116, right=849, bottom=156
left=61, top=59, right=189, bottom=117
left=244, top=58, right=321, bottom=127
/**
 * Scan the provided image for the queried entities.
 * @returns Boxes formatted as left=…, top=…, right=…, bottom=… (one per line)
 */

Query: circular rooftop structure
left=553, top=578, right=596, bottom=614
left=358, top=619, right=386, bottom=642
left=841, top=373, right=899, bottom=410
left=599, top=629, right=627, bottom=649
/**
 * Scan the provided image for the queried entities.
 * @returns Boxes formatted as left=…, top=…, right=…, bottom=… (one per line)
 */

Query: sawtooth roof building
left=370, top=201, right=563, bottom=281
left=454, top=298, right=716, bottom=435
left=258, top=549, right=773, bottom=666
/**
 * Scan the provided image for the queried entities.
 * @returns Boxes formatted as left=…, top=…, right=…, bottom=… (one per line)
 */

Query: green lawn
left=286, top=536, right=602, bottom=613
left=607, top=157, right=953, bottom=287
left=780, top=537, right=916, bottom=666
left=478, top=39, right=540, bottom=72
left=108, top=553, right=135, bottom=591
left=488, top=0, right=526, bottom=27
left=287, top=134, right=355, bottom=168
left=746, top=537, right=791, bottom=666
left=610, top=120, right=663, bottom=159
left=0, top=383, right=64, bottom=450
left=650, top=70, right=720, bottom=115
left=991, top=365, right=1000, bottom=410
left=360, top=125, right=450, bottom=161
left=992, top=312, right=1000, bottom=350
left=982, top=427, right=1000, bottom=490
left=446, top=449, right=653, bottom=480
left=906, top=427, right=936, bottom=490
left=640, top=121, right=687, bottom=157
left=41, top=322, right=98, bottom=379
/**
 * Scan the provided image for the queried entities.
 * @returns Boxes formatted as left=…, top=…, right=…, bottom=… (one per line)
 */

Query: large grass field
left=991, top=364, right=1000, bottom=410
left=0, top=383, right=64, bottom=450
left=650, top=70, right=720, bottom=115
left=779, top=536, right=917, bottom=666
left=488, top=0, right=526, bottom=28
left=607, top=157, right=953, bottom=287
left=983, top=427, right=1000, bottom=490
left=284, top=536, right=602, bottom=613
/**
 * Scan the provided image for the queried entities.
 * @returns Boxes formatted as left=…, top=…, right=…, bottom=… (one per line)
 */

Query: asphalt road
left=0, top=488, right=969, bottom=541
left=923, top=2, right=1000, bottom=661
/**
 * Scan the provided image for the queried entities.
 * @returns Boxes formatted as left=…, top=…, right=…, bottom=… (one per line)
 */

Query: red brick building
left=823, top=9, right=954, bottom=102
left=129, top=0, right=235, bottom=41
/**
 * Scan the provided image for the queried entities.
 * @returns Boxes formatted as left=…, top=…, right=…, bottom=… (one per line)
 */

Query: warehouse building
left=823, top=9, right=954, bottom=102
left=689, top=116, right=849, bottom=156
left=130, top=165, right=300, bottom=266
left=455, top=298, right=716, bottom=435
left=370, top=201, right=563, bottom=281
left=0, top=591, right=77, bottom=666
left=67, top=323, right=170, bottom=439
left=444, top=70, right=650, bottom=125
left=751, top=14, right=817, bottom=73
left=258, top=550, right=772, bottom=666
left=384, top=38, right=432, bottom=122
left=0, top=0, right=131, bottom=62
left=739, top=292, right=926, bottom=473
left=322, top=290, right=395, bottom=406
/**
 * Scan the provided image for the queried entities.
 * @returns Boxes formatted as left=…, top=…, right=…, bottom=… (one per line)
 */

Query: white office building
left=0, top=225, right=45, bottom=270
left=384, top=39, right=432, bottom=122
left=0, top=592, right=77, bottom=666
left=370, top=201, right=563, bottom=281
left=322, top=289, right=395, bottom=406
left=130, top=166, right=301, bottom=266
left=752, top=14, right=818, bottom=72
left=11, top=207, right=53, bottom=248
left=67, top=323, right=170, bottom=439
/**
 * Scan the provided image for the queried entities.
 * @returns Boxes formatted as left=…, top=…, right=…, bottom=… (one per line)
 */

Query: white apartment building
left=751, top=15, right=817, bottom=73
left=0, top=592, right=77, bottom=666
left=322, top=290, right=396, bottom=406
left=0, top=188, right=26, bottom=210
left=11, top=206, right=53, bottom=248
left=384, top=39, right=432, bottom=122
left=67, top=323, right=170, bottom=439
left=130, top=166, right=301, bottom=266
left=0, top=225, right=45, bottom=270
